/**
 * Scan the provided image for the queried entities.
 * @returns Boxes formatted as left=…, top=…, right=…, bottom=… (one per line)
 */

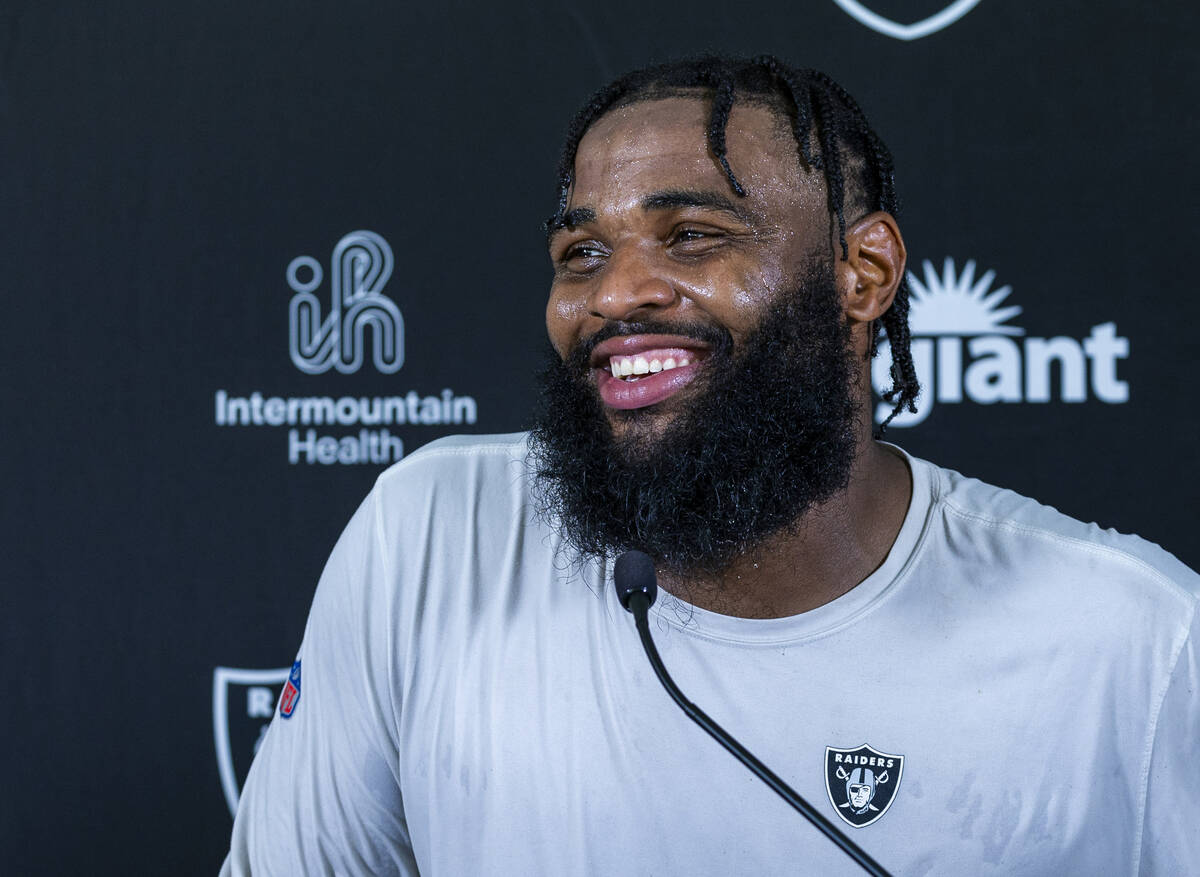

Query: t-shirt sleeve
left=1138, top=603, right=1200, bottom=876
left=221, top=487, right=416, bottom=876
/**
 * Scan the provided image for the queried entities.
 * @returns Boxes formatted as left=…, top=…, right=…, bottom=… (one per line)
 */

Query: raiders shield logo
left=212, top=665, right=291, bottom=817
left=831, top=0, right=982, bottom=41
left=824, top=743, right=904, bottom=827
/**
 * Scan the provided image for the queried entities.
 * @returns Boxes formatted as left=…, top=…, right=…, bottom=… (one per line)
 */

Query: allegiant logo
left=873, top=258, right=1130, bottom=427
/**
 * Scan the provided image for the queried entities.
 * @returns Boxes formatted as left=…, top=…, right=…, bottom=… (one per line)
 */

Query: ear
left=836, top=211, right=906, bottom=326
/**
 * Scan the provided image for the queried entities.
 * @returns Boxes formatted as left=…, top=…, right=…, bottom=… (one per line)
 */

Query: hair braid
left=807, top=83, right=850, bottom=260
left=752, top=55, right=817, bottom=170
left=701, top=65, right=747, bottom=196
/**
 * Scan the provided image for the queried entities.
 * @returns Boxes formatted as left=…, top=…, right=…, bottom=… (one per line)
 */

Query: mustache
left=568, top=319, right=734, bottom=365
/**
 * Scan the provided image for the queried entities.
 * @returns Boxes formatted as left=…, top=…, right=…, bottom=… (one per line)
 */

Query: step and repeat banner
left=4, top=1, right=1197, bottom=872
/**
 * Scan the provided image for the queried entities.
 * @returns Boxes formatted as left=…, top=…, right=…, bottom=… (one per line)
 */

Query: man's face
left=546, top=96, right=837, bottom=437
left=529, top=94, right=861, bottom=577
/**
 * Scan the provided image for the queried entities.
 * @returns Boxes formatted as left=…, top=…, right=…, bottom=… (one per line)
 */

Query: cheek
left=683, top=262, right=782, bottom=335
left=545, top=287, right=583, bottom=357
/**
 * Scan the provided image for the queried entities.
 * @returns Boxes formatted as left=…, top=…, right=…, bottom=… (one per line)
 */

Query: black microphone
left=614, top=549, right=658, bottom=610
left=613, top=550, right=893, bottom=877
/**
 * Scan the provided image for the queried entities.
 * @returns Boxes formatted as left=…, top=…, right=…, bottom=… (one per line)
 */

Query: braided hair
left=546, top=55, right=919, bottom=431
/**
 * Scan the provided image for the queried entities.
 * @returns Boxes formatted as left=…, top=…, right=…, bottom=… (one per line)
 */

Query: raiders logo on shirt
left=824, top=743, right=905, bottom=827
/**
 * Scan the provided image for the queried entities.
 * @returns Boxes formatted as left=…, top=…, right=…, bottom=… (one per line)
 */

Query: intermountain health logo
left=212, top=230, right=480, bottom=465
left=872, top=258, right=1130, bottom=428
left=833, top=0, right=981, bottom=41
left=288, top=230, right=403, bottom=374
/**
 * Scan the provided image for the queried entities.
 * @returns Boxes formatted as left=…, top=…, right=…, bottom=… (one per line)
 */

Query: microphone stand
left=625, top=589, right=893, bottom=877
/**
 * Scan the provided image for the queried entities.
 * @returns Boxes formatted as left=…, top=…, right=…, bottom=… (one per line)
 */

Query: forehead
left=571, top=96, right=825, bottom=218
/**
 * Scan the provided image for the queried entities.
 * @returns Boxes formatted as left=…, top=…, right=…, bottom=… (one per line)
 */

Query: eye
left=669, top=225, right=726, bottom=253
left=567, top=244, right=606, bottom=259
left=555, top=241, right=608, bottom=273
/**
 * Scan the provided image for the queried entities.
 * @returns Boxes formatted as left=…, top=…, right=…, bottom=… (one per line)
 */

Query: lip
left=589, top=334, right=711, bottom=410
left=588, top=334, right=712, bottom=367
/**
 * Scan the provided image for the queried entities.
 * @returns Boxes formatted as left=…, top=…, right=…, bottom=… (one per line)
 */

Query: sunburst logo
left=873, top=257, right=1130, bottom=427
left=907, top=258, right=1022, bottom=337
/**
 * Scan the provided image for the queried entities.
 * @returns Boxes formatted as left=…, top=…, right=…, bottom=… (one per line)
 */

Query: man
left=223, top=57, right=1198, bottom=875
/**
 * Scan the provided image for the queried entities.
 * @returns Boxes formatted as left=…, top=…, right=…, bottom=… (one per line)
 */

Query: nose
left=587, top=243, right=677, bottom=321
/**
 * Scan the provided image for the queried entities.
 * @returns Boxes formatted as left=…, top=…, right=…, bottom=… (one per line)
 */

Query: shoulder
left=363, top=433, right=544, bottom=568
left=377, top=431, right=530, bottom=476
left=903, top=451, right=1199, bottom=623
left=372, top=432, right=531, bottom=498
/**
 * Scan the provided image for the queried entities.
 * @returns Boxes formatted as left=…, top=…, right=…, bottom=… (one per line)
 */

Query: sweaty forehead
left=571, top=96, right=820, bottom=209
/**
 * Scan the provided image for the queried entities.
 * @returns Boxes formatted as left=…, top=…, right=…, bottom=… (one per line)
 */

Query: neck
left=658, top=439, right=912, bottom=619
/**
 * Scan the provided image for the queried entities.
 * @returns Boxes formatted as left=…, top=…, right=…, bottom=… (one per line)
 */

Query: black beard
left=528, top=263, right=860, bottom=580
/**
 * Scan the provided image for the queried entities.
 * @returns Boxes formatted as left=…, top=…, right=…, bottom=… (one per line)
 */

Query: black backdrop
left=3, top=2, right=1198, bottom=873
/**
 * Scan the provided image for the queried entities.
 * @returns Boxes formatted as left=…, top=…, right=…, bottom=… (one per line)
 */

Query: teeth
left=608, top=353, right=695, bottom=380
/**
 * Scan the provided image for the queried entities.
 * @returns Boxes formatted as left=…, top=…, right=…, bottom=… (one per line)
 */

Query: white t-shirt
left=223, top=434, right=1199, bottom=876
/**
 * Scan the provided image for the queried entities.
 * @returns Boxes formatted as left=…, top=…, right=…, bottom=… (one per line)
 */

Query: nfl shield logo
left=279, top=660, right=302, bottom=718
left=824, top=743, right=905, bottom=827
left=212, top=665, right=291, bottom=817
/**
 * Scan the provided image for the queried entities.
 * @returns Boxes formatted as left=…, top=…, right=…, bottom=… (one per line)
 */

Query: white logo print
left=288, top=230, right=404, bottom=375
left=213, top=666, right=290, bottom=817
left=833, top=0, right=982, bottom=41
left=214, top=229, right=482, bottom=465
left=873, top=258, right=1130, bottom=427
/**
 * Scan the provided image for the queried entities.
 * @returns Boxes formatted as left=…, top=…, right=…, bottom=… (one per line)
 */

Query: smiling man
left=533, top=72, right=911, bottom=617
left=224, top=57, right=1199, bottom=876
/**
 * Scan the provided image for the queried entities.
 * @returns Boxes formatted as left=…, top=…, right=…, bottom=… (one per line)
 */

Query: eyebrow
left=640, top=189, right=757, bottom=225
left=559, top=206, right=596, bottom=228
left=547, top=188, right=757, bottom=245
left=544, top=207, right=596, bottom=245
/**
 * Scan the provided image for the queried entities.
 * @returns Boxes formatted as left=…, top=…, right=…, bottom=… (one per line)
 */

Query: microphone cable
left=614, top=550, right=893, bottom=877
